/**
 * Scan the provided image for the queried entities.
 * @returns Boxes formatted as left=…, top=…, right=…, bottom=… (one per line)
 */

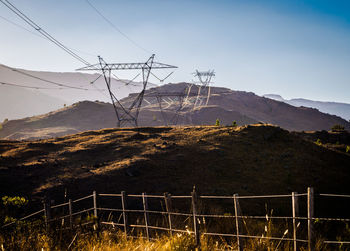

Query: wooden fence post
left=43, top=199, right=51, bottom=232
left=292, top=192, right=299, bottom=251
left=93, top=191, right=98, bottom=218
left=164, top=192, right=173, bottom=237
left=307, top=187, right=314, bottom=251
left=233, top=194, right=243, bottom=251
left=142, top=192, right=150, bottom=241
left=68, top=199, right=73, bottom=230
left=121, top=191, right=129, bottom=236
left=191, top=188, right=201, bottom=249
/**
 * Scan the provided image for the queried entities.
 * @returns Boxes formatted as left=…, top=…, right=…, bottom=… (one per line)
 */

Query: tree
left=215, top=118, right=220, bottom=126
left=232, top=121, right=237, bottom=127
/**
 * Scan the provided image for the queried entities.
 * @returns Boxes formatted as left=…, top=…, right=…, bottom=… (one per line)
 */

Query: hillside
left=264, top=94, right=350, bottom=121
left=1, top=83, right=349, bottom=140
left=0, top=125, right=349, bottom=208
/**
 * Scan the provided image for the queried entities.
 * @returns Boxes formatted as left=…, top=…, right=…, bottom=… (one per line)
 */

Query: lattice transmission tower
left=77, top=54, right=177, bottom=127
left=192, top=70, right=215, bottom=108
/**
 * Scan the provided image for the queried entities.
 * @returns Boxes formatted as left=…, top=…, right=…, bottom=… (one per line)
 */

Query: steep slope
left=264, top=94, right=350, bottom=120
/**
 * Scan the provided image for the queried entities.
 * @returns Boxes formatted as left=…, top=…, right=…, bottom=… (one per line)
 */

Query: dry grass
left=0, top=228, right=332, bottom=251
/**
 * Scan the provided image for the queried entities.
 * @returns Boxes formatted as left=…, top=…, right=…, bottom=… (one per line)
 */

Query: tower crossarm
left=77, top=62, right=177, bottom=71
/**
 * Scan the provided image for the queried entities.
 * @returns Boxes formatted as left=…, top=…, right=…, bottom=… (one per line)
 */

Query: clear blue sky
left=1, top=0, right=350, bottom=103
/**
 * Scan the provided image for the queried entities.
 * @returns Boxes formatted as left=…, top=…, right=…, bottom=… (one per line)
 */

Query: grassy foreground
left=0, top=227, right=330, bottom=251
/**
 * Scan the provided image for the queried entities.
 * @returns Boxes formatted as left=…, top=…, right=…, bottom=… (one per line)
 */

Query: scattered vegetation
left=1, top=196, right=28, bottom=226
left=2, top=196, right=28, bottom=208
left=331, top=124, right=345, bottom=132
left=315, top=138, right=322, bottom=146
left=215, top=118, right=220, bottom=126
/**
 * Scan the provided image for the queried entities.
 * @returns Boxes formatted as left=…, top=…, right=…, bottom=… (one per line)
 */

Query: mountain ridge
left=264, top=94, right=350, bottom=120
left=1, top=83, right=349, bottom=140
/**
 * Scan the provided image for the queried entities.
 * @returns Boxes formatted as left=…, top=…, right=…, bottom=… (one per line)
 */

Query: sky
left=1, top=0, right=350, bottom=103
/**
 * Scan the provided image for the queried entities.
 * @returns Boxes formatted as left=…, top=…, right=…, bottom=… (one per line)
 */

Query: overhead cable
left=0, top=0, right=91, bottom=66
left=85, top=0, right=152, bottom=55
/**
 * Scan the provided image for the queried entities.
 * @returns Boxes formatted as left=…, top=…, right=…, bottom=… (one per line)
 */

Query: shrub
left=2, top=196, right=28, bottom=207
left=346, top=146, right=350, bottom=153
left=215, top=119, right=220, bottom=126
left=232, top=121, right=237, bottom=127
left=331, top=124, right=345, bottom=132
left=315, top=139, right=322, bottom=146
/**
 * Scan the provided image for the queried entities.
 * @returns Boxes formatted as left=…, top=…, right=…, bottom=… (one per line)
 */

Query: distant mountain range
left=1, top=83, right=349, bottom=140
left=0, top=64, right=155, bottom=122
left=264, top=94, right=350, bottom=121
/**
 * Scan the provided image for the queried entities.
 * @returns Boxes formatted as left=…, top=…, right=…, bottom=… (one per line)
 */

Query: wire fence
left=2, top=187, right=350, bottom=251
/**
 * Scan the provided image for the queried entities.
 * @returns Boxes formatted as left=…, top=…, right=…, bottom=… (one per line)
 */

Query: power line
left=85, top=0, right=176, bottom=79
left=1, top=64, right=91, bottom=91
left=0, top=0, right=161, bottom=97
left=0, top=0, right=91, bottom=66
left=85, top=0, right=153, bottom=55
left=0, top=81, right=70, bottom=90
left=0, top=14, right=98, bottom=58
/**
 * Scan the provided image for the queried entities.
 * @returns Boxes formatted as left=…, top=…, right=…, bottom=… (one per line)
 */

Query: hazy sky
left=1, top=0, right=350, bottom=103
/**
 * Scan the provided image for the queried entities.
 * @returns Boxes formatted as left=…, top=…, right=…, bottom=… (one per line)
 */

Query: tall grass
left=0, top=216, right=334, bottom=251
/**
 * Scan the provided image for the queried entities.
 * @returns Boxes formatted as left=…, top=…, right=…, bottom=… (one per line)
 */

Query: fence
left=2, top=187, right=350, bottom=251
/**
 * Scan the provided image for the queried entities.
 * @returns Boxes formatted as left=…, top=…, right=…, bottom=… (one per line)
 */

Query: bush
left=2, top=196, right=28, bottom=207
left=346, top=146, right=350, bottom=153
left=215, top=119, right=220, bottom=126
left=331, top=124, right=345, bottom=132
left=315, top=139, right=322, bottom=146
left=232, top=121, right=237, bottom=127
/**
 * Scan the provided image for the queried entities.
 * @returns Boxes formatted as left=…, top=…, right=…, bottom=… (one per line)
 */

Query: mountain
left=0, top=83, right=349, bottom=140
left=0, top=64, right=155, bottom=121
left=264, top=94, right=350, bottom=121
